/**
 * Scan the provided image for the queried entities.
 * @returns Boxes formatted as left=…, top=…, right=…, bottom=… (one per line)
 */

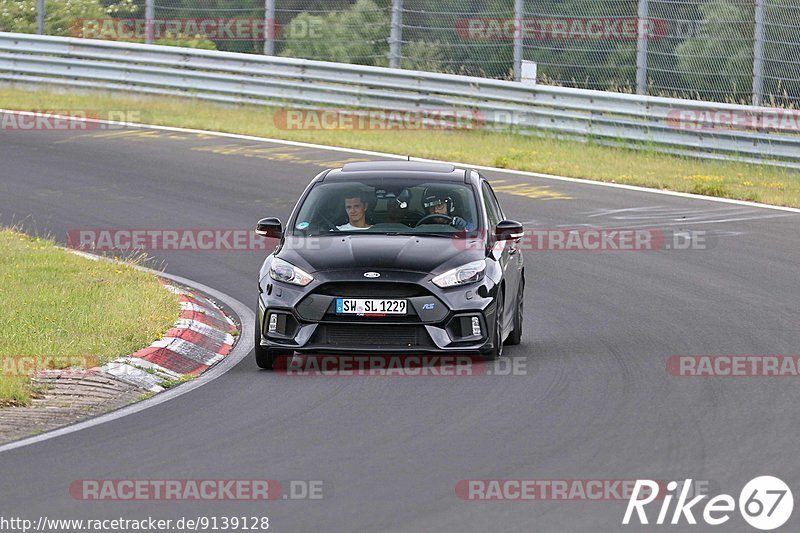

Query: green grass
left=158, top=374, right=196, bottom=389
left=1, top=86, right=799, bottom=207
left=0, top=230, right=179, bottom=406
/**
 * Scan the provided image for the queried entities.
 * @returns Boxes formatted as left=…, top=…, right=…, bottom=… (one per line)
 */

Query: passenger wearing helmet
left=420, top=188, right=468, bottom=230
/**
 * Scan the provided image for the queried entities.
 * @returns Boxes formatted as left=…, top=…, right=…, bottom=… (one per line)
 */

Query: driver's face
left=344, top=197, right=367, bottom=225
left=428, top=203, right=448, bottom=215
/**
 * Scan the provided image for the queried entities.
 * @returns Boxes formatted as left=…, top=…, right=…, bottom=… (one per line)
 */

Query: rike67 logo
left=623, top=476, right=793, bottom=530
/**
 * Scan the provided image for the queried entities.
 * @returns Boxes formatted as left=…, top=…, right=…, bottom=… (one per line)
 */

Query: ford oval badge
left=364, top=272, right=381, bottom=278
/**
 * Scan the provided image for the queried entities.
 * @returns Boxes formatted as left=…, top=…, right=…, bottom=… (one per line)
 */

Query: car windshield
left=291, top=178, right=480, bottom=237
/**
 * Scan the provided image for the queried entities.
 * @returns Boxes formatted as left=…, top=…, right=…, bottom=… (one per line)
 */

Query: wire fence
left=5, top=0, right=800, bottom=106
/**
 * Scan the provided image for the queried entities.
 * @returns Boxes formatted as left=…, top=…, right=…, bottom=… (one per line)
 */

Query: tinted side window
left=485, top=182, right=505, bottom=220
left=481, top=181, right=502, bottom=229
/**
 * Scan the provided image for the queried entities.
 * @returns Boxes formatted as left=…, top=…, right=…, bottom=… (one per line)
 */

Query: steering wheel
left=415, top=214, right=453, bottom=227
left=316, top=214, right=338, bottom=232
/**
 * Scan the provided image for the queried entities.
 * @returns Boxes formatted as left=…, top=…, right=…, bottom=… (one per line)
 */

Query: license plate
left=335, top=298, right=407, bottom=316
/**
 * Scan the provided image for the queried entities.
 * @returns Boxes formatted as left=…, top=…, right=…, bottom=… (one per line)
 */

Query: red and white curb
left=97, top=280, right=238, bottom=392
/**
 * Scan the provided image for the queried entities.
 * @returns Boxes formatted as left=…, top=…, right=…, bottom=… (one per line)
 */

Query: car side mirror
left=495, top=220, right=524, bottom=241
left=256, top=217, right=283, bottom=239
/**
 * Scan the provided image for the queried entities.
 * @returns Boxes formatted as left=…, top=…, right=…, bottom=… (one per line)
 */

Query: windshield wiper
left=392, top=232, right=456, bottom=238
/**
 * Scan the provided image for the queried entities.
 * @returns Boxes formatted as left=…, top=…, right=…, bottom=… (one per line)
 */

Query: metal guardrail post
left=513, top=0, right=523, bottom=81
left=36, top=0, right=45, bottom=35
left=389, top=0, right=403, bottom=69
left=753, top=0, right=766, bottom=106
left=145, top=0, right=155, bottom=44
left=636, top=0, right=649, bottom=95
left=264, top=0, right=276, bottom=56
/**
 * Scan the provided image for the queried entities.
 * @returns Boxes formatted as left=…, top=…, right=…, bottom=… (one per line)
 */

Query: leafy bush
left=0, top=0, right=111, bottom=35
left=674, top=1, right=753, bottom=102
left=153, top=33, right=217, bottom=50
left=279, top=0, right=389, bottom=66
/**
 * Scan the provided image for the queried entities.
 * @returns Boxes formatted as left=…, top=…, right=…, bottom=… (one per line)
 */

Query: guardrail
left=1, top=32, right=799, bottom=169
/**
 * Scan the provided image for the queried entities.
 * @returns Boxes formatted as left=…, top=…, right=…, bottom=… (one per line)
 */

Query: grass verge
left=1, top=86, right=799, bottom=207
left=0, top=229, right=179, bottom=406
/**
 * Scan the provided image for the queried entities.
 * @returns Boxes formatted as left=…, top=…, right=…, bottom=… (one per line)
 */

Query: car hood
left=278, top=234, right=485, bottom=274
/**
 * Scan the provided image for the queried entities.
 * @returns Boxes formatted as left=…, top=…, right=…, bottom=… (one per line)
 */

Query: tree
left=762, top=0, right=800, bottom=104
left=279, top=0, right=389, bottom=66
left=518, top=0, right=638, bottom=90
left=403, top=0, right=514, bottom=77
left=674, top=0, right=754, bottom=102
left=0, top=0, right=107, bottom=35
left=148, top=0, right=261, bottom=53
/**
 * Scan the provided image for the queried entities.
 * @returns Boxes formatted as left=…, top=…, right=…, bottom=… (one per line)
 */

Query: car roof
left=323, top=161, right=470, bottom=182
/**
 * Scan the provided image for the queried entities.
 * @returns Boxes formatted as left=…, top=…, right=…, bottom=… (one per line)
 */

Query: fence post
left=36, top=0, right=45, bottom=35
left=145, top=0, right=155, bottom=44
left=753, top=0, right=766, bottom=106
left=513, top=0, right=523, bottom=81
left=636, top=0, right=649, bottom=94
left=389, top=0, right=403, bottom=68
left=264, top=0, right=276, bottom=55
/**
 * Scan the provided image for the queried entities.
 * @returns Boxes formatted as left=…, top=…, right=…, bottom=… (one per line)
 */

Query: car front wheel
left=506, top=278, right=523, bottom=346
left=481, top=287, right=504, bottom=361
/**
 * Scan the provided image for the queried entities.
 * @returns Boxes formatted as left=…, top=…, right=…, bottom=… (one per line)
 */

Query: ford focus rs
left=255, top=161, right=524, bottom=370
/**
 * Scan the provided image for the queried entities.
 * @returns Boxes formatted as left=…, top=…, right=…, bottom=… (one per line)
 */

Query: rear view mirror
left=396, top=189, right=411, bottom=209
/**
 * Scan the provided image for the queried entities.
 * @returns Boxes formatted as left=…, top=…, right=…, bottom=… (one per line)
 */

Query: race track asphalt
left=1, top=124, right=799, bottom=532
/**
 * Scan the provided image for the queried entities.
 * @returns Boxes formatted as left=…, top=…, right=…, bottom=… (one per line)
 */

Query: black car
left=255, top=161, right=524, bottom=370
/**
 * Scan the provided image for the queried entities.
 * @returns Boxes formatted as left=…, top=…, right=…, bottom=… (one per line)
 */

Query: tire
left=481, top=286, right=504, bottom=361
left=506, top=277, right=524, bottom=346
left=255, top=310, right=292, bottom=370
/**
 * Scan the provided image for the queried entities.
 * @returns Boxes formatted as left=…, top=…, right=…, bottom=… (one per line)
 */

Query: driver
left=421, top=188, right=468, bottom=230
left=337, top=191, right=371, bottom=231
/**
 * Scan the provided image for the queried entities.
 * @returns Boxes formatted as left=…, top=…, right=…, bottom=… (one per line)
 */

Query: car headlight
left=432, top=260, right=486, bottom=288
left=269, top=257, right=314, bottom=286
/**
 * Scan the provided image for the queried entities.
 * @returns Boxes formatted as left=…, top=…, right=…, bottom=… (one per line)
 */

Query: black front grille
left=315, top=282, right=428, bottom=298
left=324, top=325, right=420, bottom=346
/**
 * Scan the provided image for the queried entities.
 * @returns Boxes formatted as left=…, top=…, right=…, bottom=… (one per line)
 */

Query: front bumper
left=258, top=270, right=499, bottom=355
